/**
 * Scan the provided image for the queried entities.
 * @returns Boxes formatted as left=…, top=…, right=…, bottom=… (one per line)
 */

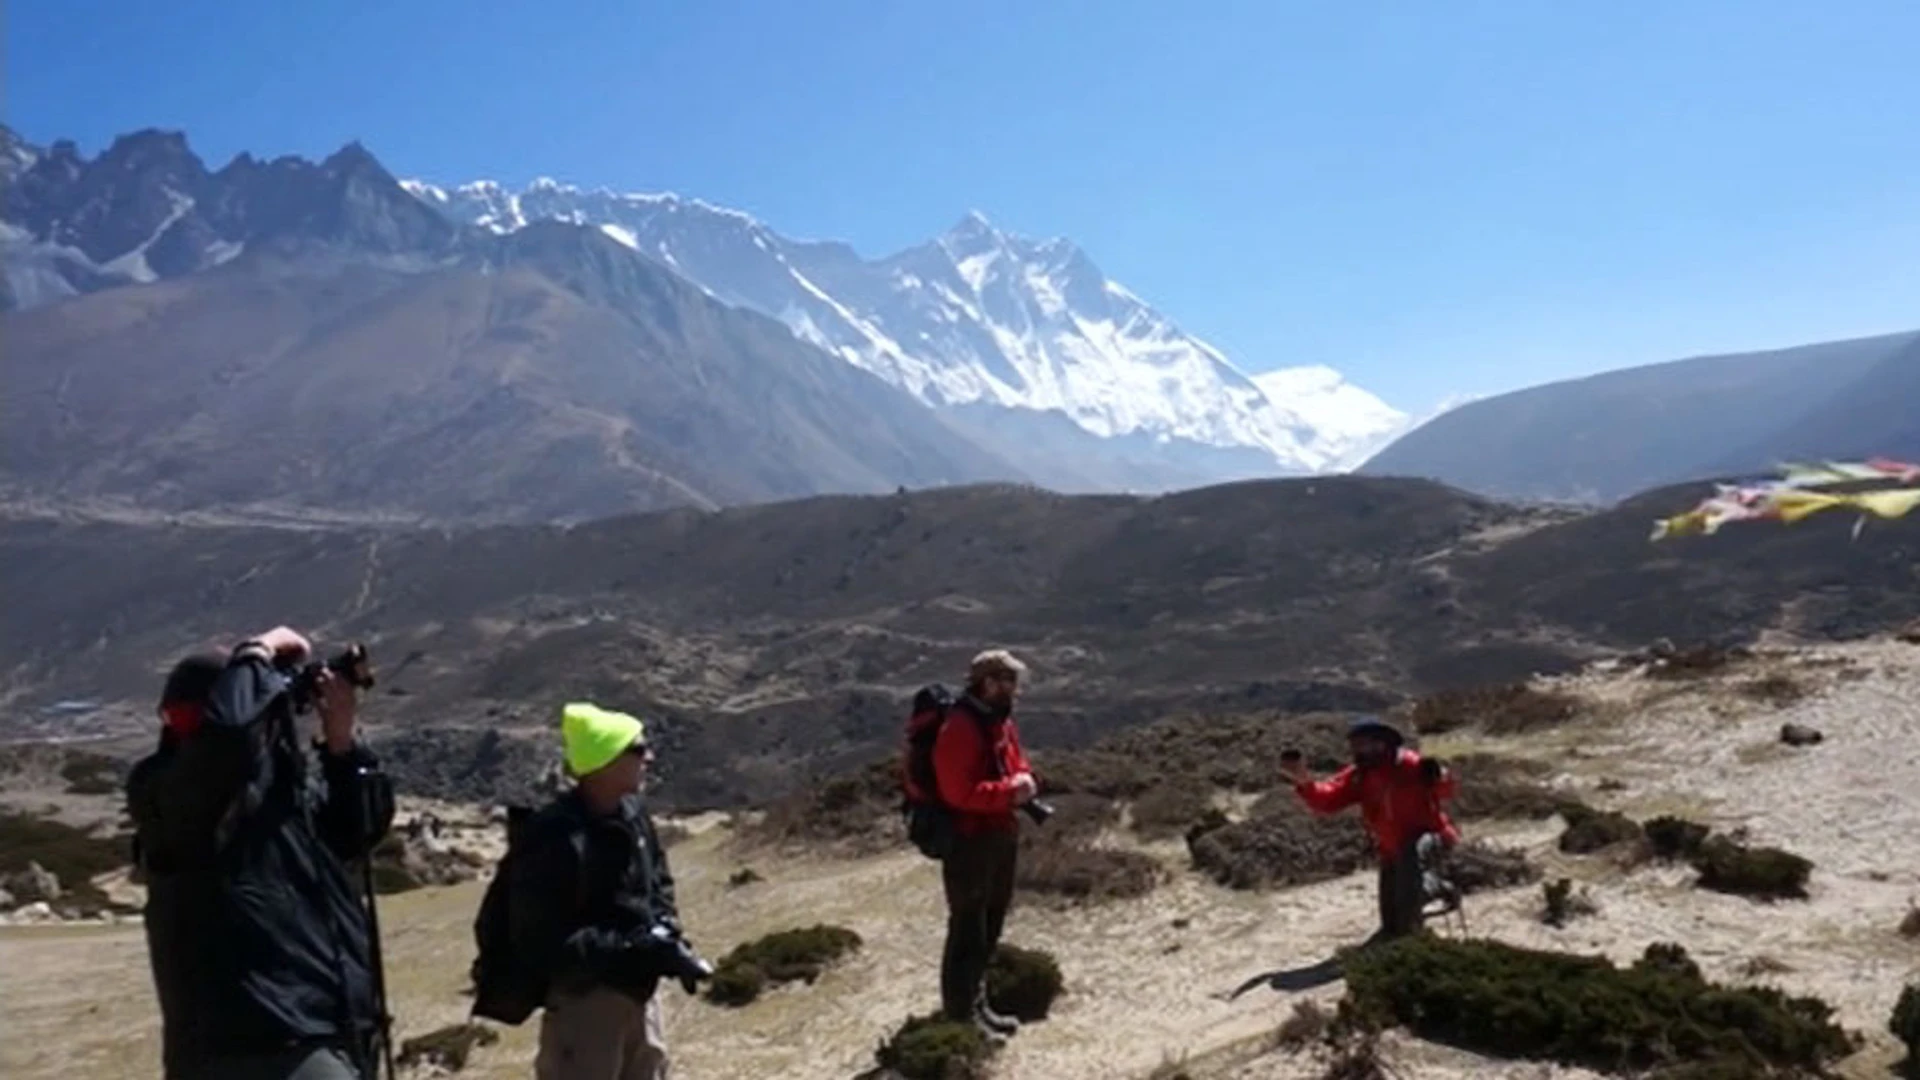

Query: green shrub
left=1644, top=815, right=1710, bottom=861
left=704, top=961, right=768, bottom=1007
left=1340, top=936, right=1853, bottom=1076
left=1557, top=804, right=1643, bottom=854
left=986, top=943, right=1064, bottom=1022
left=875, top=1013, right=992, bottom=1080
left=1690, top=837, right=1812, bottom=900
left=1634, top=942, right=1702, bottom=980
left=704, top=924, right=863, bottom=1006
left=1187, top=796, right=1373, bottom=890
left=396, top=1023, right=498, bottom=1072
left=1540, top=878, right=1597, bottom=927
left=1891, top=984, right=1920, bottom=1076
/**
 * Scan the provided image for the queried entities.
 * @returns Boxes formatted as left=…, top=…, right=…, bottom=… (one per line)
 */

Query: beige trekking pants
left=535, top=986, right=669, bottom=1080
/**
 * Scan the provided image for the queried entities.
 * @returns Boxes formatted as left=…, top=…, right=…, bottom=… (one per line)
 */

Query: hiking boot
left=974, top=997, right=1020, bottom=1037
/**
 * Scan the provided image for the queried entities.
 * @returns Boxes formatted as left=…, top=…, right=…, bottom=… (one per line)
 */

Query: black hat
left=1347, top=714, right=1405, bottom=748
left=159, top=653, right=226, bottom=708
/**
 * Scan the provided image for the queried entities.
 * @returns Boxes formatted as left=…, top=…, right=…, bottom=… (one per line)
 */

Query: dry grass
left=1742, top=674, right=1809, bottom=707
left=1272, top=999, right=1333, bottom=1049
left=1406, top=683, right=1580, bottom=736
left=8, top=641, right=1920, bottom=1080
left=1446, top=754, right=1582, bottom=822
left=0, top=809, right=133, bottom=916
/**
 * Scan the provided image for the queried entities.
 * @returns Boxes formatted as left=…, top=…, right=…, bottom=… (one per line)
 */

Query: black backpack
left=900, top=684, right=961, bottom=861
left=469, top=805, right=586, bottom=1025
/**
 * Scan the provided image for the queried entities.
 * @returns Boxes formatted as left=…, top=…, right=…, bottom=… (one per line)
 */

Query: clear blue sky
left=10, top=1, right=1917, bottom=412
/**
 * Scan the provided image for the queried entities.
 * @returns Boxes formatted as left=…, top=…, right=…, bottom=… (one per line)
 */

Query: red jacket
left=1295, top=748, right=1460, bottom=860
left=932, top=702, right=1033, bottom=836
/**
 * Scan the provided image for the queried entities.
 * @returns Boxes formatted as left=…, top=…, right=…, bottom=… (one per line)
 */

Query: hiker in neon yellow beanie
left=561, top=701, right=650, bottom=779
left=472, top=701, right=710, bottom=1079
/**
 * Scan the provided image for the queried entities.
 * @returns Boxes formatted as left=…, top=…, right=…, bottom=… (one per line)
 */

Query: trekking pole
left=359, top=768, right=398, bottom=1080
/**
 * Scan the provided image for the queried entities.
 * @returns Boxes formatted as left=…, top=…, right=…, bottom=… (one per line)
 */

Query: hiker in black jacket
left=507, top=702, right=710, bottom=1080
left=127, top=627, right=395, bottom=1080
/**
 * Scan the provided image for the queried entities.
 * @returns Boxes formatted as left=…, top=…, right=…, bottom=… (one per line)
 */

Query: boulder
left=1779, top=723, right=1824, bottom=747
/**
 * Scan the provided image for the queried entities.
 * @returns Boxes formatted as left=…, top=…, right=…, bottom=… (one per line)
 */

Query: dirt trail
left=3, top=641, right=1917, bottom=1079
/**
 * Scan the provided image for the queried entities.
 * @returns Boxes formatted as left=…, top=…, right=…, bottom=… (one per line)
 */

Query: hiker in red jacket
left=931, top=649, right=1036, bottom=1038
left=1282, top=715, right=1460, bottom=943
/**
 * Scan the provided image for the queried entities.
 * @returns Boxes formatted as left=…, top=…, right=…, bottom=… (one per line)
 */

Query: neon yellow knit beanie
left=561, top=701, right=646, bottom=777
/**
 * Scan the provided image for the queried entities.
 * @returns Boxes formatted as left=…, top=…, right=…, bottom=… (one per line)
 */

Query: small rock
left=5, top=861, right=63, bottom=904
left=1779, top=723, right=1824, bottom=747
left=10, top=901, right=56, bottom=924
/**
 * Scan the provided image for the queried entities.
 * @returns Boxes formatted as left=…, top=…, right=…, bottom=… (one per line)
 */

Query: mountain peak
left=398, top=165, right=1407, bottom=473
left=946, top=209, right=1001, bottom=240
left=97, top=129, right=201, bottom=174
left=322, top=141, right=388, bottom=179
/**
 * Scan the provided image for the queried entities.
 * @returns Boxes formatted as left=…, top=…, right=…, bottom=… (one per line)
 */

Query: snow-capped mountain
left=1250, top=366, right=1412, bottom=471
left=402, top=177, right=1404, bottom=474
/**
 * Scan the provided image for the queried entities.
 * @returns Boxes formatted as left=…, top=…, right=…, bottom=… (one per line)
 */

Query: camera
left=645, top=923, right=714, bottom=993
left=282, top=643, right=377, bottom=713
left=1021, top=799, right=1055, bottom=825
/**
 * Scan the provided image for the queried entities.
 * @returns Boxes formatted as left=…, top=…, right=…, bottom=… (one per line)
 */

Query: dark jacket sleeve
left=315, top=742, right=396, bottom=862
left=508, top=821, right=639, bottom=986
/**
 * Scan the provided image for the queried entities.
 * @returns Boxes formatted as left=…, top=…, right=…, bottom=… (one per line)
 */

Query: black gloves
left=1419, top=757, right=1445, bottom=784
left=642, top=923, right=713, bottom=995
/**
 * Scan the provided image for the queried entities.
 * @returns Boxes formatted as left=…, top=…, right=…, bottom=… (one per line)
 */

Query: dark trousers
left=941, top=829, right=1018, bottom=1020
left=1375, top=831, right=1443, bottom=941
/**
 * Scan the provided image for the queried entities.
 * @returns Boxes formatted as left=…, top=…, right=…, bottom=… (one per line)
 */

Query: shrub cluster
left=985, top=943, right=1065, bottom=1021
left=1557, top=804, right=1644, bottom=855
left=1690, top=836, right=1812, bottom=901
left=1340, top=936, right=1854, bottom=1076
left=705, top=924, right=864, bottom=1007
left=1186, top=795, right=1373, bottom=891
left=874, top=1014, right=992, bottom=1080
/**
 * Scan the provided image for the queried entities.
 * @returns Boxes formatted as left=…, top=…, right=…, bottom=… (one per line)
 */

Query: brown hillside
left=4, top=475, right=1916, bottom=806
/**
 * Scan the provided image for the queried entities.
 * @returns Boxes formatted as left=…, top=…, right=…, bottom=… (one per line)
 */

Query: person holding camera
left=506, top=702, right=710, bottom=1080
left=1280, top=715, right=1460, bottom=944
left=931, top=649, right=1039, bottom=1039
left=127, top=627, right=396, bottom=1080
